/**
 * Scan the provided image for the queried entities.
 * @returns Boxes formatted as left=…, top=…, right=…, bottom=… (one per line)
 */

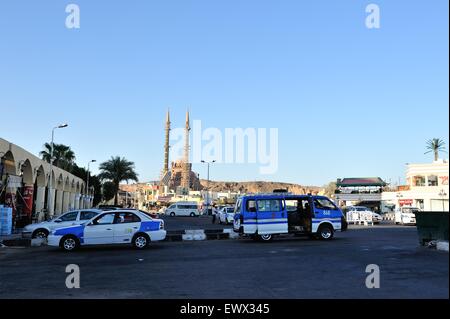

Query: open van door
left=255, top=198, right=289, bottom=237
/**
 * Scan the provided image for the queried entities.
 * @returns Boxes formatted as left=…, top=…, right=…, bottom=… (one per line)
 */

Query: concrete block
left=437, top=241, right=449, bottom=252
left=31, top=238, right=47, bottom=247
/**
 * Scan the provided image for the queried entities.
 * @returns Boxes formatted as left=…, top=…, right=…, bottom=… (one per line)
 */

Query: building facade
left=382, top=160, right=449, bottom=212
left=1, top=138, right=92, bottom=226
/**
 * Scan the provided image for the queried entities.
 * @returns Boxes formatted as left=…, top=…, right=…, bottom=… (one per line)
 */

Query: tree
left=425, top=138, right=447, bottom=162
left=71, top=165, right=102, bottom=207
left=102, top=181, right=117, bottom=202
left=98, top=156, right=139, bottom=205
left=40, top=143, right=76, bottom=172
left=323, top=182, right=337, bottom=198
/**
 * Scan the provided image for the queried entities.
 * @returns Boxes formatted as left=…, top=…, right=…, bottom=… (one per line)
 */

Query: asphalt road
left=0, top=226, right=448, bottom=299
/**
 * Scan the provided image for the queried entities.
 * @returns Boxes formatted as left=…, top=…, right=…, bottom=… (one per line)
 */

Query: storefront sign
left=22, top=186, right=34, bottom=216
left=399, top=199, right=413, bottom=206
left=439, top=176, right=448, bottom=186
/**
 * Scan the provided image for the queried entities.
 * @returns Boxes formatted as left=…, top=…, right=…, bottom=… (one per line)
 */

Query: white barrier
left=346, top=211, right=374, bottom=226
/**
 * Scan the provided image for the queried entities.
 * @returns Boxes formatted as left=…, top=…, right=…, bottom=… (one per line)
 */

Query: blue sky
left=0, top=0, right=448, bottom=186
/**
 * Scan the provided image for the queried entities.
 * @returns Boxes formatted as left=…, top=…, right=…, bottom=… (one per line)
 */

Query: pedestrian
left=212, top=205, right=217, bottom=224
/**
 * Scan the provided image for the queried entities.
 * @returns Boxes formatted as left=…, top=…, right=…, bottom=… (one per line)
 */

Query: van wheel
left=259, top=234, right=273, bottom=242
left=170, top=212, right=176, bottom=217
left=318, top=225, right=334, bottom=240
left=60, top=236, right=80, bottom=252
left=33, top=229, right=49, bottom=239
left=133, top=233, right=150, bottom=249
left=190, top=212, right=196, bottom=217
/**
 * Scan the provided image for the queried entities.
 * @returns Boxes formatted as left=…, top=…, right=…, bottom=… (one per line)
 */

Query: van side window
left=257, top=199, right=282, bottom=212
left=314, top=198, right=337, bottom=210
left=246, top=200, right=257, bottom=212
left=286, top=200, right=298, bottom=212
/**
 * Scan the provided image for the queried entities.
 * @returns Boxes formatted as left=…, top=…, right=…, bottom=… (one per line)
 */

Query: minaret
left=181, top=110, right=191, bottom=190
left=163, top=109, right=171, bottom=175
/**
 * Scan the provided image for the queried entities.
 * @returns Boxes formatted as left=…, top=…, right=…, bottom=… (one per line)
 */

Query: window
left=60, top=211, right=78, bottom=222
left=116, top=212, right=141, bottom=224
left=414, top=176, right=426, bottom=187
left=428, top=175, right=438, bottom=186
left=93, top=213, right=115, bottom=225
left=314, top=198, right=337, bottom=210
left=80, top=211, right=99, bottom=221
left=285, top=200, right=298, bottom=212
left=235, top=199, right=242, bottom=214
left=257, top=199, right=282, bottom=212
left=246, top=200, right=257, bottom=212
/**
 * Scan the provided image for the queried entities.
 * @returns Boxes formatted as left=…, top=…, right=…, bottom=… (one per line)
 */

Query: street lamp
left=438, top=189, right=447, bottom=212
left=46, top=123, right=68, bottom=216
left=201, top=160, right=216, bottom=215
left=86, top=160, right=96, bottom=208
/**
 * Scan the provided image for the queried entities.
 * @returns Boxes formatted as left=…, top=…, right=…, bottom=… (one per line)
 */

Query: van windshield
left=314, top=198, right=337, bottom=210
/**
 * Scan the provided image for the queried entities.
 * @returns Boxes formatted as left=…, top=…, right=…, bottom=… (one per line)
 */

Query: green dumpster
left=414, top=211, right=449, bottom=245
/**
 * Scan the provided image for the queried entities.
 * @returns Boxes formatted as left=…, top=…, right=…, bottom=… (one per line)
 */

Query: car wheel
left=318, top=225, right=334, bottom=240
left=190, top=212, right=196, bottom=217
left=133, top=233, right=150, bottom=249
left=33, top=229, right=49, bottom=239
left=170, top=212, right=176, bottom=217
left=259, top=234, right=273, bottom=242
left=60, top=236, right=79, bottom=252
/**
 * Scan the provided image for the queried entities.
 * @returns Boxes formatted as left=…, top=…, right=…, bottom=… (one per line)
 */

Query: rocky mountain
left=199, top=180, right=322, bottom=195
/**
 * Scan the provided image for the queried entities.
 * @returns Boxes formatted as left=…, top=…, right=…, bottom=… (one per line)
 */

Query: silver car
left=22, top=209, right=102, bottom=239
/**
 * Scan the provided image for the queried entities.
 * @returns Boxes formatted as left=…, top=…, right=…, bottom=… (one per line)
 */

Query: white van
left=166, top=202, right=200, bottom=217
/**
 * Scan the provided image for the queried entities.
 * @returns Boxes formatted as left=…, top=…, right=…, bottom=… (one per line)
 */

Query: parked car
left=22, top=209, right=103, bottom=239
left=218, top=207, right=235, bottom=225
left=165, top=202, right=200, bottom=217
left=47, top=210, right=166, bottom=252
left=395, top=206, right=419, bottom=225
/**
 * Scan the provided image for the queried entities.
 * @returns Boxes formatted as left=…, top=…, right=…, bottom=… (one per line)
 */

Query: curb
left=1, top=230, right=240, bottom=246
left=0, top=238, right=47, bottom=248
left=165, top=229, right=239, bottom=242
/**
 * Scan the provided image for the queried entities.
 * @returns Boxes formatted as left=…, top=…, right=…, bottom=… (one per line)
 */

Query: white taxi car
left=48, top=210, right=166, bottom=252
left=22, top=209, right=102, bottom=239
left=218, top=207, right=235, bottom=225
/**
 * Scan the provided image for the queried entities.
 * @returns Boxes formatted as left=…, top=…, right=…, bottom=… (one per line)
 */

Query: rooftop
left=337, top=177, right=387, bottom=187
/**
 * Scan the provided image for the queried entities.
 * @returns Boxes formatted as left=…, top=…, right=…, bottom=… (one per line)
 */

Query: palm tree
left=98, top=156, right=139, bottom=205
left=425, top=138, right=447, bottom=162
left=40, top=143, right=76, bottom=171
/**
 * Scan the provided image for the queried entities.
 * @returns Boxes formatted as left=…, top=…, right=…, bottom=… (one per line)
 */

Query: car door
left=50, top=211, right=79, bottom=231
left=84, top=213, right=116, bottom=245
left=113, top=212, right=142, bottom=244
left=256, top=198, right=288, bottom=235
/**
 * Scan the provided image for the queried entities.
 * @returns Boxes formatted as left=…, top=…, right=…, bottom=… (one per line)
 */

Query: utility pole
left=201, top=160, right=216, bottom=215
left=86, top=160, right=96, bottom=209
left=46, top=123, right=68, bottom=217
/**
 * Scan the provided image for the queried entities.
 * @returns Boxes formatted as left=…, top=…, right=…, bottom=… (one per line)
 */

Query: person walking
left=212, top=205, right=217, bottom=224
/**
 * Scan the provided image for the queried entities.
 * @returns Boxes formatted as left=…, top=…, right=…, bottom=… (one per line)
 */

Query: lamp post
left=86, top=160, right=96, bottom=208
left=201, top=160, right=216, bottom=215
left=46, top=124, right=68, bottom=216
left=438, top=189, right=447, bottom=212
